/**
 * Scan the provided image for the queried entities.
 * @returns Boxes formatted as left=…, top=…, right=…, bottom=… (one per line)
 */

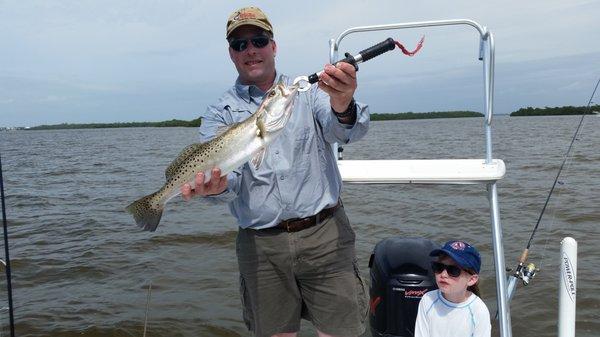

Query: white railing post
left=558, top=237, right=577, bottom=337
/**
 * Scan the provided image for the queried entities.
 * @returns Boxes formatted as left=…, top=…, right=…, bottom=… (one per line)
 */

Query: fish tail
left=126, top=192, right=164, bottom=232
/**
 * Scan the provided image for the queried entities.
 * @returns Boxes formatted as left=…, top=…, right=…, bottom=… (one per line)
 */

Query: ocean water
left=0, top=115, right=598, bottom=336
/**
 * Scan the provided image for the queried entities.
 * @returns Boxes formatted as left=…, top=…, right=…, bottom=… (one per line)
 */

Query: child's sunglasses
left=229, top=35, right=271, bottom=52
left=431, top=261, right=466, bottom=278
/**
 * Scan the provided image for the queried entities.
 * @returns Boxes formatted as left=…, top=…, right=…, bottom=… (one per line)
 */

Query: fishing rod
left=142, top=282, right=152, bottom=337
left=505, top=77, right=600, bottom=302
left=0, top=151, right=16, bottom=337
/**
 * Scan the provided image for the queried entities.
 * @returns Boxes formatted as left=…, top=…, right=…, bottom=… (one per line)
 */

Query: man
left=182, top=6, right=370, bottom=337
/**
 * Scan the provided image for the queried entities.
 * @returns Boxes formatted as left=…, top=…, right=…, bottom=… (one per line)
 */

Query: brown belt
left=272, top=202, right=340, bottom=232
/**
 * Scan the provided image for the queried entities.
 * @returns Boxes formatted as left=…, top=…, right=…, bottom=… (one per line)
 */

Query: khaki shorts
left=236, top=206, right=368, bottom=337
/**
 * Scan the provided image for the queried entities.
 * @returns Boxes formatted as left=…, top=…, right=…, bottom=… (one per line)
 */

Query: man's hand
left=317, top=62, right=357, bottom=113
left=181, top=168, right=228, bottom=201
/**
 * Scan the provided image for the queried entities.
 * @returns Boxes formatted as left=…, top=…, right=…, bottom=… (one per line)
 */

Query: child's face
left=434, top=256, right=479, bottom=299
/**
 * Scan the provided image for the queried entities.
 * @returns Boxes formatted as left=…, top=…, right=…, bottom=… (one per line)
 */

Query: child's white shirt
left=414, top=289, right=491, bottom=337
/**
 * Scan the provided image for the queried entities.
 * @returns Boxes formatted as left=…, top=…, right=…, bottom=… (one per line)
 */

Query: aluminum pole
left=489, top=182, right=512, bottom=337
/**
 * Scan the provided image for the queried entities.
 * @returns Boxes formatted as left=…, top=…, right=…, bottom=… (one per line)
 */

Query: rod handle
left=519, top=248, right=529, bottom=264
left=358, top=37, right=396, bottom=62
left=307, top=38, right=396, bottom=84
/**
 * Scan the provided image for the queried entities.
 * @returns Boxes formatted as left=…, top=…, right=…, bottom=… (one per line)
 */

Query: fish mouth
left=284, top=86, right=299, bottom=109
left=284, top=83, right=299, bottom=98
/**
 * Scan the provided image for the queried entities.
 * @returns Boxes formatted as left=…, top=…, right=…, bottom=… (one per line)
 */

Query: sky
left=1, top=0, right=599, bottom=127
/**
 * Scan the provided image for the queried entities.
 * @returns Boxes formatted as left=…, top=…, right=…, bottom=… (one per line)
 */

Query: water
left=0, top=115, right=598, bottom=337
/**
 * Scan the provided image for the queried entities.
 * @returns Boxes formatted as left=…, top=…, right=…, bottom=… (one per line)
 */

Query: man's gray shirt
left=198, top=73, right=369, bottom=229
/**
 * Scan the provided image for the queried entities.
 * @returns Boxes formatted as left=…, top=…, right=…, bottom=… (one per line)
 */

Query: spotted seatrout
left=126, top=80, right=299, bottom=231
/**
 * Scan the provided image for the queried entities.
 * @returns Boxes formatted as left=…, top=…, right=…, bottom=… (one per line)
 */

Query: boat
left=0, top=18, right=581, bottom=337
left=327, top=20, right=579, bottom=337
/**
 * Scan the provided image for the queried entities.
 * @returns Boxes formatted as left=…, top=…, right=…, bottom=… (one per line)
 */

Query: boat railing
left=330, top=20, right=511, bottom=337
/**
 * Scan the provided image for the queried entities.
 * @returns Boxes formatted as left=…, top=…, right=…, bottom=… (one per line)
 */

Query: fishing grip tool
left=293, top=36, right=424, bottom=92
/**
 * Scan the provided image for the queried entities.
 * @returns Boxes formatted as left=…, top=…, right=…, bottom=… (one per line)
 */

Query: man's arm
left=312, top=62, right=370, bottom=144
left=319, top=62, right=357, bottom=123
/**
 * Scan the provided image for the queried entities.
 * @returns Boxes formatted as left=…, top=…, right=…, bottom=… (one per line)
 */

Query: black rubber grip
left=306, top=38, right=394, bottom=84
left=358, top=38, right=395, bottom=62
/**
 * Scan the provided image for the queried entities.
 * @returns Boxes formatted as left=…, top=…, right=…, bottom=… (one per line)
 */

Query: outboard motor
left=369, top=237, right=439, bottom=337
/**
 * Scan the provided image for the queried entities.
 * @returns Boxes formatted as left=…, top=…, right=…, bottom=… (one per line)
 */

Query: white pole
left=558, top=237, right=577, bottom=337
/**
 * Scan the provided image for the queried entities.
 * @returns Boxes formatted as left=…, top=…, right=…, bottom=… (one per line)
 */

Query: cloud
left=1, top=1, right=599, bottom=127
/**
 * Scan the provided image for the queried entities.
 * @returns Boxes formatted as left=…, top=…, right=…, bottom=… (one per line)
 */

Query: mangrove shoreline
left=9, top=105, right=599, bottom=131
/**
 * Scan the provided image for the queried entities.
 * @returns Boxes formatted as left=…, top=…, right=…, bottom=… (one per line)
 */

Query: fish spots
left=127, top=84, right=296, bottom=231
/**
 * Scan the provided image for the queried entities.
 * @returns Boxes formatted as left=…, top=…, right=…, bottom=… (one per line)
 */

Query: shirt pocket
left=225, top=106, right=253, bottom=124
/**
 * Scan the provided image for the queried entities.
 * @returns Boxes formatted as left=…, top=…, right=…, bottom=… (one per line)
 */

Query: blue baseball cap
left=430, top=240, right=481, bottom=273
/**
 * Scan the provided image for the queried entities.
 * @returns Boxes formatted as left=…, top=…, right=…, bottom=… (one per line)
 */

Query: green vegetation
left=15, top=105, right=600, bottom=130
left=26, top=111, right=484, bottom=130
left=510, top=105, right=600, bottom=116
left=28, top=118, right=202, bottom=130
left=371, top=111, right=483, bottom=121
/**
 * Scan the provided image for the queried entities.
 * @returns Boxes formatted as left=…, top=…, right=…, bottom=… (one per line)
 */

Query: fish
left=126, top=79, right=299, bottom=231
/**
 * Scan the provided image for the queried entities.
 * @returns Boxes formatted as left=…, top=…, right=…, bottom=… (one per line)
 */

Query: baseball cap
left=430, top=240, right=481, bottom=273
left=226, top=7, right=273, bottom=38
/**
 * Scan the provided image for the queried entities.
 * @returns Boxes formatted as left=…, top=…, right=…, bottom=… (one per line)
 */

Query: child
left=414, top=240, right=491, bottom=337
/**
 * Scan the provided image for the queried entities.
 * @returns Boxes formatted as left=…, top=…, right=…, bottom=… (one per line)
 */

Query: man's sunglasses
left=229, top=35, right=271, bottom=52
left=431, top=261, right=467, bottom=278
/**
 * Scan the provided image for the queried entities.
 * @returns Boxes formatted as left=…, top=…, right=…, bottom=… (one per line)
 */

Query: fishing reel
left=501, top=261, right=539, bottom=318
left=509, top=248, right=539, bottom=286
left=503, top=250, right=540, bottom=307
left=512, top=261, right=538, bottom=286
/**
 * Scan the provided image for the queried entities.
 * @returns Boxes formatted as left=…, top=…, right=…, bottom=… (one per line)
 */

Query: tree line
left=28, top=118, right=202, bottom=130
left=371, top=111, right=483, bottom=121
left=28, top=112, right=483, bottom=130
left=25, top=104, right=599, bottom=130
left=510, top=105, right=600, bottom=116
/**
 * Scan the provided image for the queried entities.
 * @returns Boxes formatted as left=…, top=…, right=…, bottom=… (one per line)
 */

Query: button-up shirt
left=198, top=72, right=369, bottom=229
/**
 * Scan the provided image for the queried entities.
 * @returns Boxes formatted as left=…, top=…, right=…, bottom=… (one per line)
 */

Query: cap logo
left=450, top=241, right=466, bottom=250
left=234, top=11, right=257, bottom=21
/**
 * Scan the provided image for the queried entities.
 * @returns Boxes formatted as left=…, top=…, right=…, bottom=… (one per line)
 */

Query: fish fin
left=216, top=124, right=233, bottom=136
left=256, top=119, right=266, bottom=139
left=165, top=143, right=203, bottom=181
left=126, top=192, right=164, bottom=232
left=214, top=122, right=243, bottom=137
left=251, top=148, right=266, bottom=170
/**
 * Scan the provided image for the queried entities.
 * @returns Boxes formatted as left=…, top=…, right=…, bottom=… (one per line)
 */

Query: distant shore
left=20, top=118, right=203, bottom=131
left=371, top=111, right=483, bottom=121
left=4, top=105, right=598, bottom=131
left=510, top=105, right=599, bottom=116
left=18, top=111, right=484, bottom=131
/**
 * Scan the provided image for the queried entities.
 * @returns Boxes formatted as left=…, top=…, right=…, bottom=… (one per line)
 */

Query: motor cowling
left=369, top=237, right=439, bottom=337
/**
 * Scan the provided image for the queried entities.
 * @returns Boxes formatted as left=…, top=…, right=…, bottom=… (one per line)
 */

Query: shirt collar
left=437, top=290, right=477, bottom=308
left=234, top=71, right=281, bottom=104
